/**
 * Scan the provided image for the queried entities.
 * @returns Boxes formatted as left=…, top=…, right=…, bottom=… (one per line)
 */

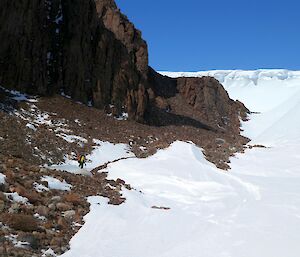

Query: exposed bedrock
left=0, top=0, right=148, bottom=121
left=0, top=0, right=248, bottom=124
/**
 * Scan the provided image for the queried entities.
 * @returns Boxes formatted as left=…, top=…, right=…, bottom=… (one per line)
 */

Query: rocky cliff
left=0, top=0, right=148, bottom=121
left=0, top=0, right=248, bottom=126
left=147, top=68, right=249, bottom=135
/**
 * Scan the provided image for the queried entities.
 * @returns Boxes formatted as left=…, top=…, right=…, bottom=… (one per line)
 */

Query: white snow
left=74, top=119, right=81, bottom=126
left=5, top=234, right=30, bottom=248
left=26, top=123, right=37, bottom=131
left=0, top=172, right=6, bottom=184
left=60, top=69, right=300, bottom=257
left=33, top=182, right=50, bottom=193
left=14, top=105, right=54, bottom=128
left=116, top=112, right=129, bottom=121
left=56, top=134, right=87, bottom=145
left=87, top=140, right=134, bottom=169
left=34, top=213, right=47, bottom=221
left=13, top=102, right=88, bottom=153
left=0, top=86, right=38, bottom=103
left=42, top=248, right=57, bottom=257
left=50, top=140, right=134, bottom=175
left=41, top=176, right=72, bottom=191
left=5, top=192, right=29, bottom=204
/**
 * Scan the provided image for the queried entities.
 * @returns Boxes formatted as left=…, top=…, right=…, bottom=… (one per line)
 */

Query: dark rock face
left=0, top=0, right=248, bottom=125
left=0, top=0, right=148, bottom=121
left=148, top=67, right=177, bottom=98
left=146, top=69, right=249, bottom=134
left=0, top=0, right=50, bottom=95
left=95, top=0, right=149, bottom=78
left=176, top=76, right=250, bottom=134
left=177, top=76, right=232, bottom=124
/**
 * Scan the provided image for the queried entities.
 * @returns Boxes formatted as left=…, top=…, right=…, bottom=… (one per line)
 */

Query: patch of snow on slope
left=56, top=134, right=87, bottom=146
left=0, top=173, right=6, bottom=184
left=5, top=234, right=30, bottom=248
left=26, top=123, right=37, bottom=131
left=42, top=248, right=57, bottom=257
left=41, top=176, right=72, bottom=191
left=0, top=86, right=38, bottom=103
left=50, top=140, right=134, bottom=175
left=5, top=193, right=29, bottom=204
left=33, top=182, right=50, bottom=193
left=87, top=140, right=134, bottom=168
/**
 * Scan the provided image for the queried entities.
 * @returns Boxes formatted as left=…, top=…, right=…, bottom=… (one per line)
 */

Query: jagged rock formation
left=0, top=0, right=248, bottom=125
left=95, top=0, right=148, bottom=78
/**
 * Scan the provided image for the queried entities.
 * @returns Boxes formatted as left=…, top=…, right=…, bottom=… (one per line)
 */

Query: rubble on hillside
left=0, top=155, right=128, bottom=256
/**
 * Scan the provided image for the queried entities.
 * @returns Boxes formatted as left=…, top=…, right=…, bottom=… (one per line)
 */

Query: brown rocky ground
left=0, top=154, right=130, bottom=256
left=0, top=87, right=249, bottom=170
left=0, top=87, right=250, bottom=256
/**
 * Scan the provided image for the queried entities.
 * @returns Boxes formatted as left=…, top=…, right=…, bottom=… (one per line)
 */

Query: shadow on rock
left=145, top=105, right=215, bottom=131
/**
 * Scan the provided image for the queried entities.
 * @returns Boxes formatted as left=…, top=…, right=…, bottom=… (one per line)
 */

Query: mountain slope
left=61, top=69, right=300, bottom=257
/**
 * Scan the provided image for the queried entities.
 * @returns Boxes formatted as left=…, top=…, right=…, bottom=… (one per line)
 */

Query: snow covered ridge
left=159, top=69, right=300, bottom=84
left=160, top=69, right=300, bottom=113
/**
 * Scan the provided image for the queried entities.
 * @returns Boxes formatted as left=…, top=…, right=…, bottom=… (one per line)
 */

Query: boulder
left=36, top=205, right=49, bottom=217
left=56, top=202, right=72, bottom=211
left=62, top=210, right=76, bottom=220
left=57, top=217, right=68, bottom=229
left=63, top=193, right=84, bottom=206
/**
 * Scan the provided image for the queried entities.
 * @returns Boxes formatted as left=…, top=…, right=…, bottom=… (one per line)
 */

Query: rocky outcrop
left=0, top=0, right=148, bottom=121
left=177, top=76, right=250, bottom=134
left=147, top=68, right=249, bottom=133
left=0, top=0, right=248, bottom=125
left=177, top=76, right=234, bottom=124
left=95, top=0, right=148, bottom=78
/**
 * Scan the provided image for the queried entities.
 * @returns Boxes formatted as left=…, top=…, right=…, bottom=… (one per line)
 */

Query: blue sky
left=115, top=0, right=300, bottom=71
